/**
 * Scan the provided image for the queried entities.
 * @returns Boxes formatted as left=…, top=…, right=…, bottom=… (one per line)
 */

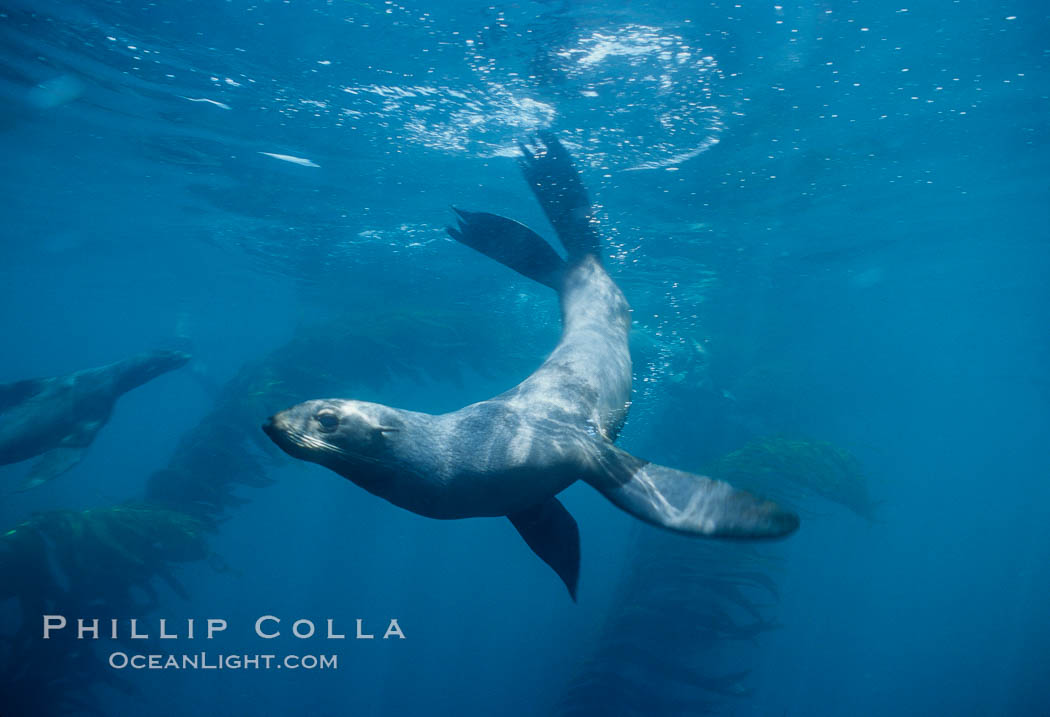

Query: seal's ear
left=507, top=498, right=580, bottom=601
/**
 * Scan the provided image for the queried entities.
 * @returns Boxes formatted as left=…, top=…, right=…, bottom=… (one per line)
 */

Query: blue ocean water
left=1, top=1, right=1047, bottom=715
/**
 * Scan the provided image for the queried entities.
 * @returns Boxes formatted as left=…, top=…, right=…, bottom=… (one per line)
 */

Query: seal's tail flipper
left=447, top=208, right=567, bottom=290
left=519, top=131, right=600, bottom=261
left=508, top=497, right=580, bottom=600
left=587, top=446, right=800, bottom=539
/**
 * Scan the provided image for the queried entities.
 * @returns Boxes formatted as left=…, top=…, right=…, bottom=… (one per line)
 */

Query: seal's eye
left=315, top=410, right=339, bottom=432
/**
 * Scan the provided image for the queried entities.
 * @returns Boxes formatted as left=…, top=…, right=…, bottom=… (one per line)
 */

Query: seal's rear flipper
left=508, top=497, right=580, bottom=600
left=587, top=446, right=800, bottom=539
left=447, top=208, right=567, bottom=290
left=519, top=131, right=600, bottom=260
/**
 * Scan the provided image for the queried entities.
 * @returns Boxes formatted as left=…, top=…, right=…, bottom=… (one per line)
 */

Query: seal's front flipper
left=508, top=497, right=580, bottom=600
left=518, top=131, right=600, bottom=260
left=588, top=446, right=800, bottom=539
left=19, top=421, right=102, bottom=491
left=447, top=208, right=566, bottom=290
left=21, top=446, right=87, bottom=491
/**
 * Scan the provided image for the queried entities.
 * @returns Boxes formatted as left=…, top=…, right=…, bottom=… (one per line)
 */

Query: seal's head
left=264, top=399, right=448, bottom=517
left=146, top=349, right=192, bottom=375
left=117, top=349, right=191, bottom=392
left=263, top=399, right=405, bottom=478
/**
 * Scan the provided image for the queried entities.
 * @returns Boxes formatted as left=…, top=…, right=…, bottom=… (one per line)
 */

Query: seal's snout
left=262, top=409, right=317, bottom=463
left=262, top=414, right=295, bottom=455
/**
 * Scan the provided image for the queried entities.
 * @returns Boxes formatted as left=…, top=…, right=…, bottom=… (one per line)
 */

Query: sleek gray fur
left=264, top=134, right=798, bottom=598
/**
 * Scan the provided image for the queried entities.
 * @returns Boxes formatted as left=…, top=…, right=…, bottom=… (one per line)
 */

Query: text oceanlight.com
left=108, top=652, right=338, bottom=670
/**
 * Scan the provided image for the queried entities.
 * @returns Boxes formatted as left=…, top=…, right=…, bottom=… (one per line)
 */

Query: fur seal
left=0, top=349, right=190, bottom=490
left=263, top=134, right=798, bottom=599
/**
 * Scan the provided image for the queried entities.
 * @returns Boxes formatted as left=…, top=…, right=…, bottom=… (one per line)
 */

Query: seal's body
left=0, top=350, right=190, bottom=490
left=264, top=135, right=797, bottom=599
